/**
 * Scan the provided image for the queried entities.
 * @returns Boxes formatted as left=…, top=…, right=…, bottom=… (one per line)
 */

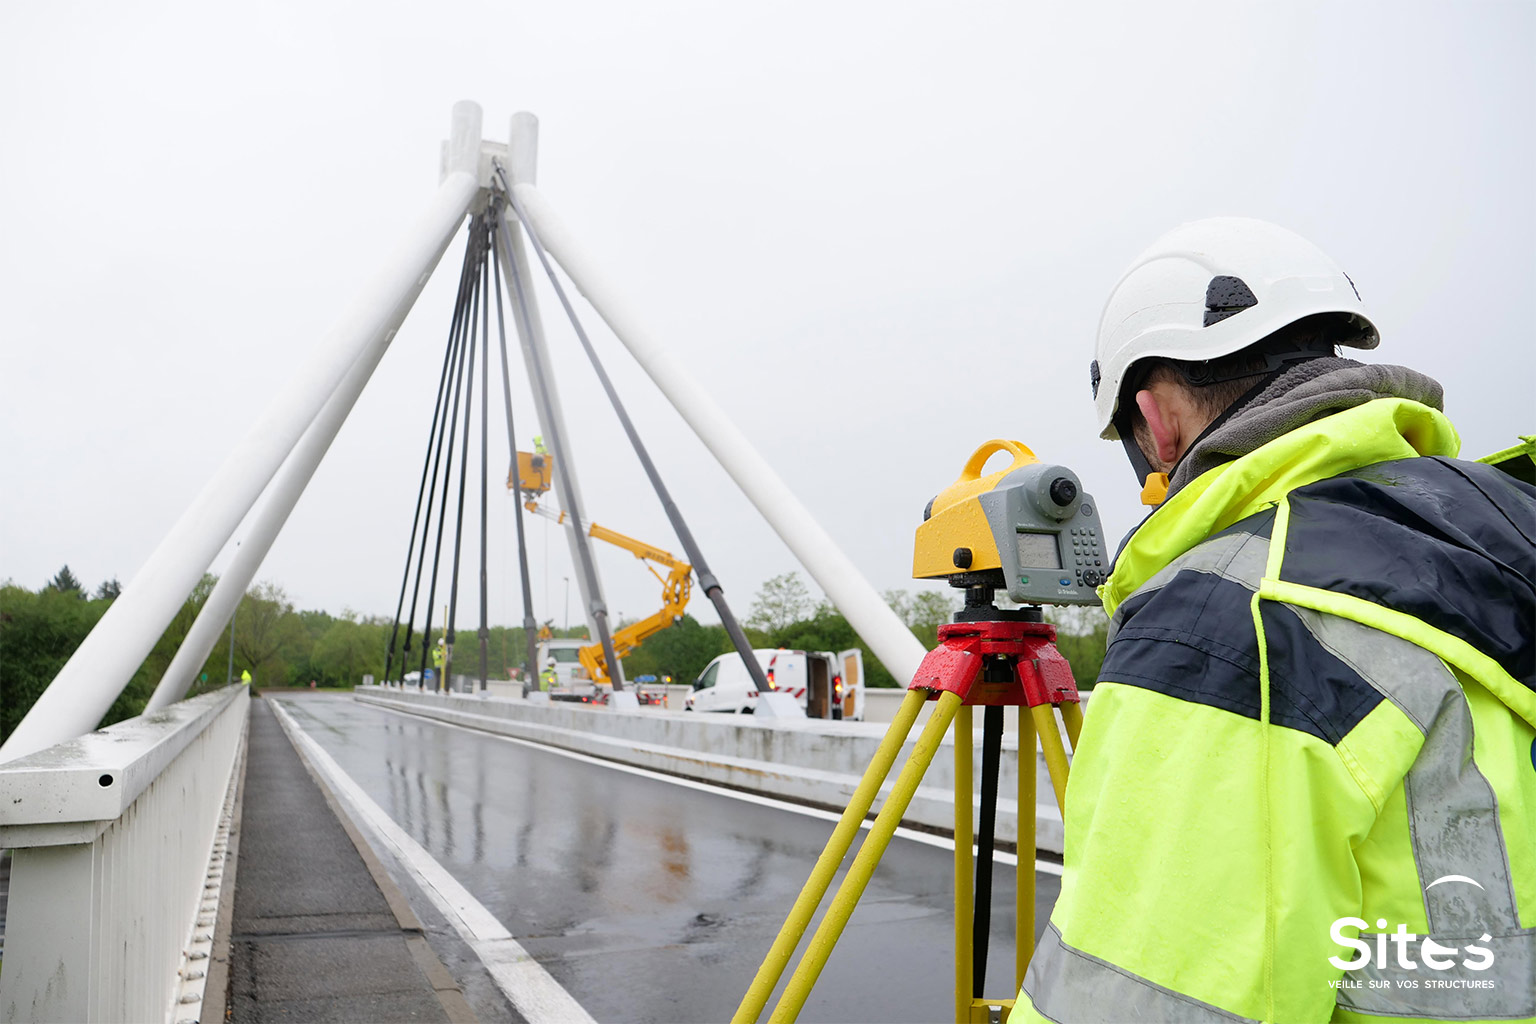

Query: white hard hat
left=1091, top=217, right=1378, bottom=439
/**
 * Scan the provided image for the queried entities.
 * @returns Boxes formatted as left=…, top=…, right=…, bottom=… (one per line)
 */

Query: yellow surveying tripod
left=735, top=441, right=1101, bottom=1024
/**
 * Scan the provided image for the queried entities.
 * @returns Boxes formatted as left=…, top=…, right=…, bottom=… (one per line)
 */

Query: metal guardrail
left=0, top=685, right=249, bottom=1023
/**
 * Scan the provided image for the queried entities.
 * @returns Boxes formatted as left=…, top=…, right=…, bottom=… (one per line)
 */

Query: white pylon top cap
left=1091, top=216, right=1378, bottom=439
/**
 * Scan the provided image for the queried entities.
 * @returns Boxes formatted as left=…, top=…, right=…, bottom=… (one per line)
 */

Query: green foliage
left=1, top=583, right=110, bottom=742
left=883, top=587, right=958, bottom=649
left=232, top=582, right=311, bottom=686
left=94, top=577, right=122, bottom=601
left=620, top=614, right=732, bottom=685
left=0, top=574, right=229, bottom=744
left=1045, top=605, right=1109, bottom=689
left=745, top=572, right=813, bottom=634
left=46, top=564, right=85, bottom=596
left=768, top=604, right=898, bottom=688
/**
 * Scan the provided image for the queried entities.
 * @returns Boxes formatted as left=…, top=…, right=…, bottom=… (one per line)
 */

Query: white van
left=686, top=648, right=866, bottom=720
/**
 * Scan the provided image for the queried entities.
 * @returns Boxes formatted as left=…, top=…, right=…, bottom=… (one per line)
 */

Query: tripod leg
left=973, top=706, right=1003, bottom=1002
left=1017, top=706, right=1037, bottom=993
left=1059, top=700, right=1084, bottom=752
left=1031, top=705, right=1071, bottom=814
left=770, top=690, right=964, bottom=1024
left=734, top=689, right=928, bottom=1024
left=954, top=704, right=972, bottom=1024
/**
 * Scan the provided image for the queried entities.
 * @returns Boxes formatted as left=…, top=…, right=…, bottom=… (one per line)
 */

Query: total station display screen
left=1016, top=531, right=1062, bottom=570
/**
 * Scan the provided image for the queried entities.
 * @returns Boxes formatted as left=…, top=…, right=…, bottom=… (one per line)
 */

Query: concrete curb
left=355, top=686, right=1065, bottom=854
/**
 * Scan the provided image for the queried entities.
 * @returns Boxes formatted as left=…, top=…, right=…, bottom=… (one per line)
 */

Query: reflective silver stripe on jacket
left=1333, top=930, right=1536, bottom=1019
left=1289, top=606, right=1522, bottom=936
left=1107, top=525, right=1270, bottom=643
left=1021, top=923, right=1256, bottom=1023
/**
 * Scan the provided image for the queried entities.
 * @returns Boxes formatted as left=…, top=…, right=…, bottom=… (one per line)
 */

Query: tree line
left=0, top=566, right=1107, bottom=745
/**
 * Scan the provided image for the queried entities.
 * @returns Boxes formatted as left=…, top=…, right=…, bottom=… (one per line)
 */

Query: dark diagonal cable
left=420, top=214, right=485, bottom=686
left=496, top=165, right=771, bottom=694
left=477, top=218, right=492, bottom=692
left=391, top=224, right=479, bottom=687
left=489, top=212, right=542, bottom=697
left=385, top=242, right=468, bottom=684
left=443, top=222, right=484, bottom=687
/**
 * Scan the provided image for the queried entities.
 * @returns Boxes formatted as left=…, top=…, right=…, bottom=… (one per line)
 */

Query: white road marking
left=359, top=695, right=1065, bottom=877
left=269, top=699, right=597, bottom=1024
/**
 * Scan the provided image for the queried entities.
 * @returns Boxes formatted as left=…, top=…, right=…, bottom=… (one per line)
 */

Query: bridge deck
left=228, top=697, right=484, bottom=1022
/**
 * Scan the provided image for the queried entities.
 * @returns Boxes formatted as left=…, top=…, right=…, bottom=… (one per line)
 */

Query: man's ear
left=1135, top=388, right=1183, bottom=468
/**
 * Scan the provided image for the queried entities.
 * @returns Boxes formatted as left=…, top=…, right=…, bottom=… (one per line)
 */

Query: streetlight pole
left=563, top=576, right=570, bottom=632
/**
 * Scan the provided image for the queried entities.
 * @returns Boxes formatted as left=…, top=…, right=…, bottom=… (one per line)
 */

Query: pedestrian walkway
left=227, top=697, right=475, bottom=1022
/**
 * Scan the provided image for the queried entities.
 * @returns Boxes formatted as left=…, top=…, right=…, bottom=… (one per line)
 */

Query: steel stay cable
left=477, top=219, right=492, bottom=691
left=420, top=214, right=486, bottom=685
left=443, top=219, right=486, bottom=686
left=411, top=314, right=470, bottom=687
left=495, top=167, right=770, bottom=694
left=489, top=213, right=542, bottom=696
left=490, top=185, right=625, bottom=690
left=394, top=221, right=481, bottom=687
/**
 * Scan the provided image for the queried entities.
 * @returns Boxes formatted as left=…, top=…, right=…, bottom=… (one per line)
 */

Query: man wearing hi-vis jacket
left=1011, top=218, right=1535, bottom=1022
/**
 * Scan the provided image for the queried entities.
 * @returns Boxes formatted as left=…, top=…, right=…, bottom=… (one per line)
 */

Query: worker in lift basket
left=540, top=658, right=558, bottom=692
left=1010, top=218, right=1535, bottom=1023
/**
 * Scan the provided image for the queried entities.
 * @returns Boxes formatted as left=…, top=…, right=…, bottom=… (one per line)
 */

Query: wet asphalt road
left=275, top=694, right=1060, bottom=1024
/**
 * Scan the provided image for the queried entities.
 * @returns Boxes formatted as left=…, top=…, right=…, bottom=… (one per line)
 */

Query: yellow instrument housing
left=913, top=440, right=1039, bottom=580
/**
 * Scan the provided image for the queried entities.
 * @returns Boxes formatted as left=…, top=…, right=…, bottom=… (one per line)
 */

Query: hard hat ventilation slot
left=1203, top=275, right=1258, bottom=326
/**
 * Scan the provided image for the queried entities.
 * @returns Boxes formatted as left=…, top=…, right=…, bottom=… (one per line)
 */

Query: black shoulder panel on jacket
left=1282, top=457, right=1536, bottom=692
left=1101, top=571, right=1383, bottom=744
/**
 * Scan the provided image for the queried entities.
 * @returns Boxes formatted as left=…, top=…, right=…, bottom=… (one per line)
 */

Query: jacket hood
left=1102, top=397, right=1461, bottom=615
left=1168, top=357, right=1445, bottom=495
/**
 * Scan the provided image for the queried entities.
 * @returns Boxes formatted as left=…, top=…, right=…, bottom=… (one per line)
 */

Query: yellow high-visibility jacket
left=1012, top=399, right=1535, bottom=1023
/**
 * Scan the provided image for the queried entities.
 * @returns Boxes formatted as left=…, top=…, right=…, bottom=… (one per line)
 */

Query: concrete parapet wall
left=354, top=685, right=1065, bottom=854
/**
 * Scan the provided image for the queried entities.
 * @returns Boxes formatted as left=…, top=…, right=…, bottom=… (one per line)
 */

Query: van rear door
left=837, top=648, right=864, bottom=721
left=804, top=653, right=833, bottom=719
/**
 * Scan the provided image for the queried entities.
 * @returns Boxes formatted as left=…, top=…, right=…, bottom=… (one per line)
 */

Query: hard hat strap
left=1119, top=432, right=1157, bottom=487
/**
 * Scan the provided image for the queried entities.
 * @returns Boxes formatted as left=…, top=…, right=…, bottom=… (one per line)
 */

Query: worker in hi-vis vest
left=430, top=639, right=446, bottom=691
left=239, top=669, right=251, bottom=686
left=540, top=658, right=558, bottom=692
left=1011, top=218, right=1535, bottom=1022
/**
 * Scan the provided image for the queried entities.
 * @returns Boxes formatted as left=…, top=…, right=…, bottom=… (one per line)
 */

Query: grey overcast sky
left=2, top=3, right=1532, bottom=643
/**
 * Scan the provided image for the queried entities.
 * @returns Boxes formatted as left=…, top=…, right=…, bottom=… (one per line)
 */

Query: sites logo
left=1328, top=876, right=1494, bottom=990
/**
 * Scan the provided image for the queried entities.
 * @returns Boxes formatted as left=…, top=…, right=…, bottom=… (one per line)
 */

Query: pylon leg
left=734, top=689, right=929, bottom=1024
left=770, top=691, right=964, bottom=1024
left=954, top=704, right=973, bottom=1024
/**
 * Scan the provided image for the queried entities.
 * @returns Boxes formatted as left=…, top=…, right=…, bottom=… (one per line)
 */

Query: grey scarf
left=1166, top=357, right=1445, bottom=495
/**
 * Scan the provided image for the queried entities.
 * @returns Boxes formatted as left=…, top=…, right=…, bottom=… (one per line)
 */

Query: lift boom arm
left=523, top=498, right=692, bottom=684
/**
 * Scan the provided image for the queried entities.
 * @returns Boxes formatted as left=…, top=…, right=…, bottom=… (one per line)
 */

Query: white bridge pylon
left=0, top=101, right=925, bottom=765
